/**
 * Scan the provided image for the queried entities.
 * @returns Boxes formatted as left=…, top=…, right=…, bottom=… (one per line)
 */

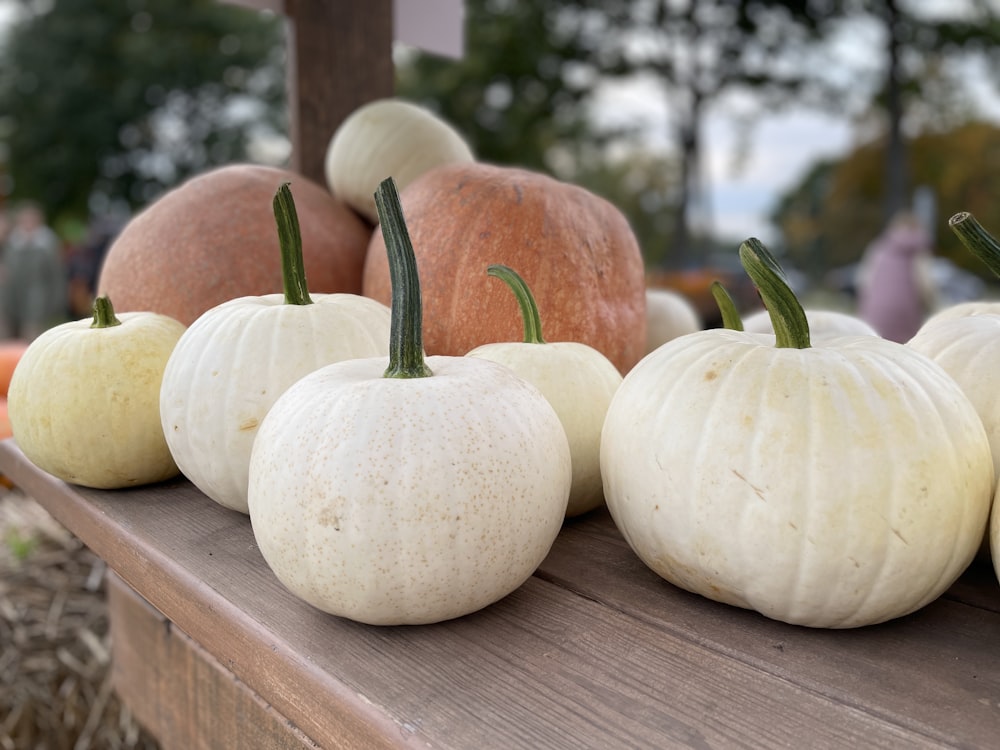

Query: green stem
left=90, top=295, right=122, bottom=329
left=738, top=238, right=810, bottom=349
left=487, top=264, right=546, bottom=344
left=273, top=182, right=313, bottom=306
left=710, top=280, right=743, bottom=331
left=375, top=177, right=433, bottom=379
left=949, top=212, right=1000, bottom=279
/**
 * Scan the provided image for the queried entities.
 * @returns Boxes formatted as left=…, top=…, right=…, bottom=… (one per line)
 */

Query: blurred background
left=2, top=1, right=1000, bottom=746
left=3, top=0, right=1000, bottom=323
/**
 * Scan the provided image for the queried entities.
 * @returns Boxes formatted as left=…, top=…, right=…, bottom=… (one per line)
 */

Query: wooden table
left=3, top=438, right=1000, bottom=749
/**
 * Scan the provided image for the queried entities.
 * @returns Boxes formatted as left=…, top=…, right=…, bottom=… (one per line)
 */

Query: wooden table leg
left=106, top=572, right=319, bottom=750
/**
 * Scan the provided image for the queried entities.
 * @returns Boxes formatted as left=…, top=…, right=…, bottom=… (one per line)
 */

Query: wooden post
left=224, top=1, right=395, bottom=184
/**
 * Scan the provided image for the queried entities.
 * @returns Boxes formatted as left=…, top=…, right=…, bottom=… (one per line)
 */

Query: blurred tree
left=396, top=0, right=610, bottom=175
left=396, top=0, right=844, bottom=270
left=396, top=0, right=681, bottom=265
left=773, top=121, right=1000, bottom=279
left=823, top=0, right=1000, bottom=222
left=577, top=0, right=840, bottom=269
left=0, top=0, right=285, bottom=228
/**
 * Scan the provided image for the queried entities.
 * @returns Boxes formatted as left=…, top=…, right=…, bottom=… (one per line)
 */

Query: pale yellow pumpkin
left=9, top=297, right=185, bottom=489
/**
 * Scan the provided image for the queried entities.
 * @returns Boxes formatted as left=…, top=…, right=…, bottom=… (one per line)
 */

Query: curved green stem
left=949, top=212, right=1000, bottom=279
left=273, top=182, right=313, bottom=306
left=738, top=238, right=810, bottom=349
left=375, top=177, right=433, bottom=379
left=710, top=280, right=743, bottom=331
left=90, top=295, right=122, bottom=329
left=487, top=264, right=546, bottom=344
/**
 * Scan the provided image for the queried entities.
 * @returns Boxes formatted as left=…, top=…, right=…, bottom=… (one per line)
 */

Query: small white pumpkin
left=324, top=98, right=475, bottom=224
left=601, top=240, right=993, bottom=629
left=248, top=178, right=571, bottom=626
left=160, top=183, right=391, bottom=514
left=8, top=297, right=185, bottom=489
left=467, top=265, right=622, bottom=517
left=743, top=307, right=878, bottom=339
left=907, top=212, right=1000, bottom=562
left=644, top=287, right=701, bottom=353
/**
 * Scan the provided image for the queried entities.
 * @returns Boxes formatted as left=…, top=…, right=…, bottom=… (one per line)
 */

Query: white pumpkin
left=601, top=240, right=993, bottom=629
left=908, top=314, right=1000, bottom=483
left=644, top=288, right=701, bottom=353
left=467, top=265, right=622, bottom=517
left=908, top=212, right=1000, bottom=563
left=9, top=296, right=185, bottom=489
left=324, top=98, right=474, bottom=224
left=160, top=184, right=391, bottom=514
left=921, top=299, right=1000, bottom=326
left=248, top=178, right=571, bottom=625
left=743, top=307, right=878, bottom=339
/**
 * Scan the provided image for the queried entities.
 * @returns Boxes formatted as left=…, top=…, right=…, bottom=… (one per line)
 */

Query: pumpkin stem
left=487, top=264, right=546, bottom=344
left=375, top=177, right=433, bottom=379
left=949, top=212, right=1000, bottom=279
left=738, top=238, right=810, bottom=349
left=273, top=182, right=313, bottom=306
left=90, top=295, right=122, bottom=329
left=710, top=280, right=743, bottom=331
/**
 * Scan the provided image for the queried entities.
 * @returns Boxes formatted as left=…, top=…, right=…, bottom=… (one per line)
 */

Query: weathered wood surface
left=3, top=438, right=999, bottom=749
left=107, top=573, right=319, bottom=750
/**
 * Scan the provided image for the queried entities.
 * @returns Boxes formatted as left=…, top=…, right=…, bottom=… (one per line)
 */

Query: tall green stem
left=738, top=238, right=810, bottom=349
left=949, top=212, right=1000, bottom=279
left=710, top=281, right=743, bottom=331
left=487, top=264, right=545, bottom=344
left=90, top=295, right=122, bottom=329
left=375, top=177, right=433, bottom=379
left=273, top=182, right=313, bottom=306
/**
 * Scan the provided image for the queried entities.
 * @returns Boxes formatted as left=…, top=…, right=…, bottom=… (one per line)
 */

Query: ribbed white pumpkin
left=467, top=265, right=621, bottom=517
left=248, top=178, right=571, bottom=625
left=160, top=184, right=391, bottom=514
left=908, top=314, right=1000, bottom=478
left=9, top=297, right=185, bottom=489
left=324, top=98, right=474, bottom=224
left=601, top=240, right=994, bottom=629
left=923, top=300, right=1000, bottom=325
left=644, top=288, right=702, bottom=353
left=743, top=307, right=878, bottom=339
left=907, top=212, right=1000, bottom=564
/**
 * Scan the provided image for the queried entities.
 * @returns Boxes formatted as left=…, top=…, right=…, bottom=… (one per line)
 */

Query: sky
left=703, top=109, right=855, bottom=245
left=596, top=78, right=857, bottom=246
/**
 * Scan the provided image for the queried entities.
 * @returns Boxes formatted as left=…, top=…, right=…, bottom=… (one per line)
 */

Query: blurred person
left=0, top=202, right=67, bottom=341
left=856, top=211, right=938, bottom=343
left=65, top=214, right=118, bottom=318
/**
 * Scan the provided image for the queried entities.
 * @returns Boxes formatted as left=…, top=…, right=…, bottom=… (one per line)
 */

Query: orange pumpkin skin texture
left=0, top=341, right=28, bottom=398
left=362, top=163, right=647, bottom=373
left=97, top=164, right=372, bottom=326
left=0, top=397, right=10, bottom=441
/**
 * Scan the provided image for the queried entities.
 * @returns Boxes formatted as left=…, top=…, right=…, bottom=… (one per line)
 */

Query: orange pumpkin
left=0, top=340, right=28, bottom=398
left=0, top=397, right=10, bottom=441
left=97, top=164, right=373, bottom=326
left=0, top=397, right=12, bottom=487
left=362, top=163, right=647, bottom=373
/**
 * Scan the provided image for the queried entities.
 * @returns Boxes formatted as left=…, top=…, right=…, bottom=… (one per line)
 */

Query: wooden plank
left=285, top=0, right=394, bottom=183
left=223, top=0, right=395, bottom=184
left=0, top=439, right=989, bottom=748
left=107, top=572, right=319, bottom=750
left=539, top=510, right=1000, bottom=748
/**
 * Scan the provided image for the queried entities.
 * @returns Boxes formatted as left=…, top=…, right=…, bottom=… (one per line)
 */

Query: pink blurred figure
left=857, top=212, right=938, bottom=343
